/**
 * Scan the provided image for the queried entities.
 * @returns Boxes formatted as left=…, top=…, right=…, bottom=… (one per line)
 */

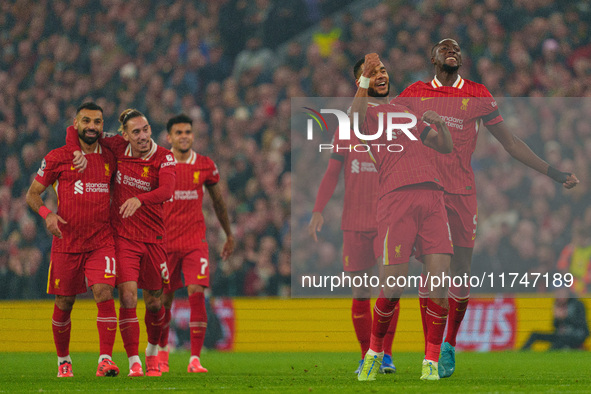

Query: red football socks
left=145, top=306, right=166, bottom=345
left=119, top=307, right=140, bottom=357
left=52, top=304, right=72, bottom=357
left=96, top=299, right=117, bottom=356
left=369, top=293, right=399, bottom=353
left=159, top=307, right=172, bottom=347
left=445, top=285, right=470, bottom=347
left=189, top=292, right=207, bottom=357
left=425, top=299, right=448, bottom=362
left=351, top=299, right=372, bottom=358
left=382, top=302, right=399, bottom=355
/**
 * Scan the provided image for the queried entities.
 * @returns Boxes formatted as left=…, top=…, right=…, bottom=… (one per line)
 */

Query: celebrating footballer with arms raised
left=308, top=60, right=399, bottom=374
left=394, top=38, right=579, bottom=378
left=353, top=53, right=455, bottom=382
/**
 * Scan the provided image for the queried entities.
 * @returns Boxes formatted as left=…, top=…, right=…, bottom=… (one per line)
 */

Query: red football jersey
left=35, top=144, right=115, bottom=253
left=105, top=136, right=176, bottom=244
left=394, top=75, right=503, bottom=195
left=164, top=150, right=220, bottom=252
left=360, top=103, right=442, bottom=202
left=332, top=125, right=378, bottom=232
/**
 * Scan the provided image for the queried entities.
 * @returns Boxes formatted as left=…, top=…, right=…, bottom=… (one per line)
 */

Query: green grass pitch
left=1, top=351, right=589, bottom=392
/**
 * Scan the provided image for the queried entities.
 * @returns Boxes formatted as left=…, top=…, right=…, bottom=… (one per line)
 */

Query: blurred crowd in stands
left=1, top=0, right=590, bottom=298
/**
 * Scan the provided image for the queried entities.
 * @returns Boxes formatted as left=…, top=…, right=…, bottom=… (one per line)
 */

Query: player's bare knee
left=352, top=286, right=371, bottom=299
left=162, top=293, right=174, bottom=309
left=118, top=290, right=137, bottom=309
left=91, top=284, right=113, bottom=304
left=451, top=247, right=473, bottom=276
left=144, top=289, right=163, bottom=312
left=187, top=284, right=205, bottom=296
left=55, top=295, right=75, bottom=311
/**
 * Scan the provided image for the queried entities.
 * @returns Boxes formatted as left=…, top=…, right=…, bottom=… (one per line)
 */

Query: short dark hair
left=76, top=102, right=103, bottom=115
left=166, top=114, right=193, bottom=133
left=353, top=58, right=365, bottom=79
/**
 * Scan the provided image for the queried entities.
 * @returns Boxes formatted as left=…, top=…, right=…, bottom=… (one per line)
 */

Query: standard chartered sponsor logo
left=74, top=180, right=109, bottom=194
left=174, top=190, right=199, bottom=200
left=360, top=162, right=377, bottom=172
left=74, top=180, right=84, bottom=194
left=440, top=115, right=464, bottom=130
left=85, top=183, right=109, bottom=193
left=351, top=159, right=376, bottom=174
left=119, top=173, right=152, bottom=191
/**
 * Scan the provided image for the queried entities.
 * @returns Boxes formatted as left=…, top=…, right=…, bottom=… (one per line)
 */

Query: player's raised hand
left=221, top=235, right=235, bottom=260
left=548, top=167, right=580, bottom=189
left=73, top=151, right=87, bottom=173
left=308, top=212, right=324, bottom=242
left=45, top=213, right=67, bottom=239
left=120, top=197, right=142, bottom=218
left=362, top=53, right=381, bottom=78
left=421, top=110, right=445, bottom=126
left=564, top=173, right=580, bottom=189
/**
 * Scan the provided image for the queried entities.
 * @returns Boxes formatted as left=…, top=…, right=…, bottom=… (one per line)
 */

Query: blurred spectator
left=521, top=286, right=589, bottom=350
left=557, top=224, right=591, bottom=297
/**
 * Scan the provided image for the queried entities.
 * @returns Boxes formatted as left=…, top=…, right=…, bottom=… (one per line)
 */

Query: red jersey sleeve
left=66, top=125, right=81, bottom=152
left=312, top=158, right=342, bottom=213
left=204, top=158, right=220, bottom=186
left=34, top=153, right=60, bottom=187
left=136, top=153, right=176, bottom=205
left=476, top=88, right=503, bottom=126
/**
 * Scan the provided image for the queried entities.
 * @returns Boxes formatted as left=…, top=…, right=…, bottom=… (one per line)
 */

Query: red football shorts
left=115, top=237, right=170, bottom=291
left=47, top=245, right=117, bottom=296
left=378, top=184, right=453, bottom=265
left=444, top=192, right=478, bottom=248
left=166, top=243, right=210, bottom=293
left=342, top=230, right=380, bottom=272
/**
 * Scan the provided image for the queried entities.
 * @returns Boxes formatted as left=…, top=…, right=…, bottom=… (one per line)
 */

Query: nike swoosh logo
left=456, top=307, right=467, bottom=312
left=70, top=166, right=76, bottom=171
left=163, top=280, right=170, bottom=284
left=197, top=275, right=207, bottom=279
left=421, top=305, right=427, bottom=308
left=107, top=327, right=117, bottom=331
left=104, top=275, right=115, bottom=278
left=58, top=328, right=70, bottom=333
left=421, top=97, right=435, bottom=101
left=353, top=314, right=366, bottom=319
left=192, top=330, right=202, bottom=334
left=433, top=321, right=446, bottom=325
left=120, top=326, right=130, bottom=331
left=151, top=322, right=163, bottom=326
left=377, top=319, right=390, bottom=324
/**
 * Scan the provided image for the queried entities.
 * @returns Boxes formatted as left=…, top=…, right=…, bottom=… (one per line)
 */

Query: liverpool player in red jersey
left=351, top=54, right=454, bottom=382
left=67, top=108, right=176, bottom=377
left=26, top=102, right=119, bottom=378
left=157, top=114, right=234, bottom=373
left=308, top=80, right=399, bottom=373
left=394, top=38, right=579, bottom=378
